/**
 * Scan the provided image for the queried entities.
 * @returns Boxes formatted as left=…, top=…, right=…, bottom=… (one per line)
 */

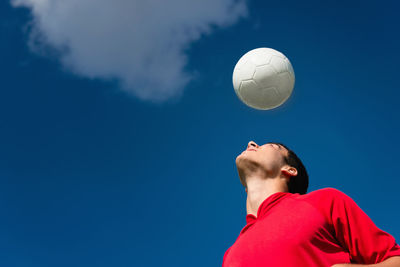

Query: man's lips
left=246, top=148, right=257, bottom=152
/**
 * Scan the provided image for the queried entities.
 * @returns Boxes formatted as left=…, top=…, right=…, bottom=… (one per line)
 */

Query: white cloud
left=11, top=0, right=247, bottom=102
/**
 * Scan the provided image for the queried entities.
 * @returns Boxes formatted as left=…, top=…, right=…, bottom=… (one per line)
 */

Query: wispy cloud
left=11, top=0, right=247, bottom=102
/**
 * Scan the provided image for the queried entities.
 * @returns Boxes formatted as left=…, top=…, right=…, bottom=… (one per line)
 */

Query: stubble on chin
left=236, top=153, right=261, bottom=187
left=235, top=154, right=247, bottom=187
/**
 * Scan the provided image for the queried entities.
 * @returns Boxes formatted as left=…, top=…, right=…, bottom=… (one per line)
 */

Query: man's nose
left=247, top=141, right=258, bottom=149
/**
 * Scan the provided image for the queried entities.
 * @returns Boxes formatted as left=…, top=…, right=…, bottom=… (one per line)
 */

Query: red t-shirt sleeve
left=322, top=188, right=400, bottom=264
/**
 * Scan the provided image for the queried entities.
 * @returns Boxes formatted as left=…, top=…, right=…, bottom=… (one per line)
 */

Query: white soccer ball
left=232, top=48, right=295, bottom=110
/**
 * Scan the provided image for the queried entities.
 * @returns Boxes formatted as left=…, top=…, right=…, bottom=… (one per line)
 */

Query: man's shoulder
left=307, top=187, right=346, bottom=197
left=291, top=188, right=353, bottom=220
left=297, top=187, right=350, bottom=204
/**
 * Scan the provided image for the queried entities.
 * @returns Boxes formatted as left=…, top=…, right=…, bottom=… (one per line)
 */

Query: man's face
left=236, top=141, right=290, bottom=186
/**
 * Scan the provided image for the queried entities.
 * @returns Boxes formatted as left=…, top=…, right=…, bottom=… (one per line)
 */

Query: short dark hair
left=274, top=143, right=309, bottom=194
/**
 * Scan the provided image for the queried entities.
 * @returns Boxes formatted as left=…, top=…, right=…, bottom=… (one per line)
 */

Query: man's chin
left=235, top=153, right=245, bottom=166
left=236, top=151, right=252, bottom=164
left=235, top=154, right=252, bottom=172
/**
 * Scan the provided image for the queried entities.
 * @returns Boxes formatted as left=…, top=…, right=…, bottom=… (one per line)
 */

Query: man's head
left=235, top=141, right=308, bottom=194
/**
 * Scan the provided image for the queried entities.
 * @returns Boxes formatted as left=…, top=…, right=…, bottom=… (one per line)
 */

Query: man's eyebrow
left=275, top=143, right=287, bottom=152
left=270, top=142, right=282, bottom=149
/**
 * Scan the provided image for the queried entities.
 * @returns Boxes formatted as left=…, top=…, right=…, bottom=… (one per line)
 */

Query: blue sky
left=1, top=0, right=400, bottom=266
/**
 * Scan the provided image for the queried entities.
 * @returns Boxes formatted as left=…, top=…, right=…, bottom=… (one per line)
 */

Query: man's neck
left=245, top=177, right=288, bottom=216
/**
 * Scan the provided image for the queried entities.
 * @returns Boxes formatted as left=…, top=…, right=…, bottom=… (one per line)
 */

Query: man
left=222, top=141, right=400, bottom=267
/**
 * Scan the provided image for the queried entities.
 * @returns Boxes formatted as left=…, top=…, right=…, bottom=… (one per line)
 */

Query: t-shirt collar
left=245, top=191, right=291, bottom=224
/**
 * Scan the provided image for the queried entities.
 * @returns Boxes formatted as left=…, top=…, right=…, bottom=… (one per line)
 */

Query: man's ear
left=282, top=166, right=298, bottom=178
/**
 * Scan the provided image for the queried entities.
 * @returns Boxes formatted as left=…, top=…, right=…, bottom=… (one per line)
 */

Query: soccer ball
left=232, top=48, right=295, bottom=110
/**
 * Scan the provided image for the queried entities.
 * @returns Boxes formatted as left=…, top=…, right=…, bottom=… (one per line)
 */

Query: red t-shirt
left=222, top=188, right=400, bottom=267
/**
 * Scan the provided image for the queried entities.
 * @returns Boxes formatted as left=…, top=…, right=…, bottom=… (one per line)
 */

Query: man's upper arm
left=324, top=188, right=400, bottom=264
